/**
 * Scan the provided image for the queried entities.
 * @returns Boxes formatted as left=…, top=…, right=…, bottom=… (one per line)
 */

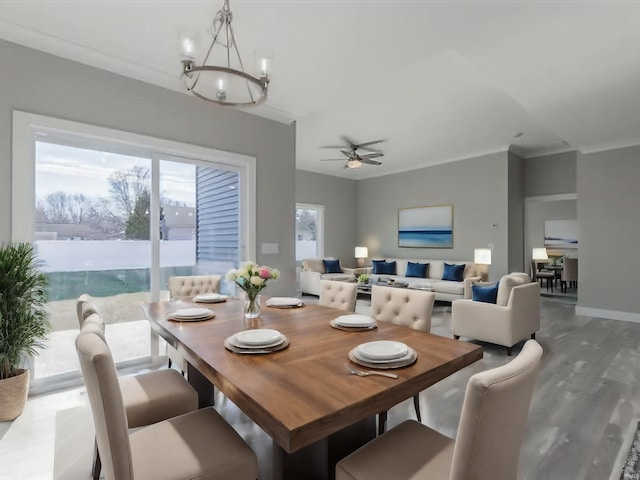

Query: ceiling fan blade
left=360, top=152, right=384, bottom=159
left=340, top=150, right=353, bottom=157
left=320, top=158, right=347, bottom=162
left=357, top=139, right=385, bottom=149
left=321, top=145, right=348, bottom=149
left=360, top=158, right=382, bottom=165
left=341, top=135, right=358, bottom=148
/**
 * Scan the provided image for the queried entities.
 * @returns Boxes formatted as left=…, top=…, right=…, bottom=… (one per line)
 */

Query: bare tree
left=108, top=165, right=150, bottom=218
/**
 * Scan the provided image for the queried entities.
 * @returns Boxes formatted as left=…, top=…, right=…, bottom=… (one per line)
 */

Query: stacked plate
left=168, top=307, right=215, bottom=322
left=331, top=314, right=376, bottom=331
left=193, top=293, right=228, bottom=303
left=225, top=328, right=289, bottom=354
left=266, top=297, right=303, bottom=308
left=349, top=340, right=417, bottom=369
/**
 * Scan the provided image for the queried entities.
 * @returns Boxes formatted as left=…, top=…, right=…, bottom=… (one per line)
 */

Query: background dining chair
left=318, top=279, right=357, bottom=312
left=76, top=330, right=258, bottom=480
left=76, top=296, right=199, bottom=480
left=166, top=274, right=222, bottom=372
left=336, top=339, right=543, bottom=480
left=561, top=258, right=578, bottom=293
left=531, top=259, right=555, bottom=292
left=371, top=285, right=436, bottom=434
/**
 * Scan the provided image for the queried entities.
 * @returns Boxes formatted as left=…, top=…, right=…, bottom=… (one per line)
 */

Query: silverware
left=348, top=367, right=398, bottom=379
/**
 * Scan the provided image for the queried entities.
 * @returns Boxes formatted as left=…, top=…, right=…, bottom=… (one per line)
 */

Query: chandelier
left=179, top=0, right=270, bottom=106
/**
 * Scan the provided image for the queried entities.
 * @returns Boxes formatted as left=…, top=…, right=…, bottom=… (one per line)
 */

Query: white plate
left=228, top=334, right=286, bottom=349
left=353, top=348, right=414, bottom=364
left=334, top=314, right=376, bottom=328
left=233, top=329, right=283, bottom=346
left=355, top=341, right=409, bottom=361
left=172, top=307, right=214, bottom=319
left=193, top=293, right=228, bottom=303
left=266, top=297, right=302, bottom=307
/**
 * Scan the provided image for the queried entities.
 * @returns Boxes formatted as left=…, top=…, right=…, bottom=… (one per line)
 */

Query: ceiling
left=2, top=1, right=640, bottom=180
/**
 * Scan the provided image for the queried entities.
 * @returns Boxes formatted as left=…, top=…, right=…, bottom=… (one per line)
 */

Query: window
left=12, top=112, right=256, bottom=392
left=296, top=203, right=324, bottom=263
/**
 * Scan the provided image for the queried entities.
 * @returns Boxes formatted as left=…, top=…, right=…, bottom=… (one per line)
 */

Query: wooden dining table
left=143, top=296, right=482, bottom=480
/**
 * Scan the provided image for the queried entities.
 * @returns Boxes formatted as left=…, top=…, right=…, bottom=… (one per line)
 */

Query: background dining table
left=143, top=296, right=482, bottom=480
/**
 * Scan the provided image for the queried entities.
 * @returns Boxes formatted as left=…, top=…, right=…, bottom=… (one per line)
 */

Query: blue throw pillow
left=472, top=282, right=500, bottom=304
left=323, top=259, right=342, bottom=274
left=442, top=263, right=465, bottom=282
left=405, top=262, right=429, bottom=278
left=371, top=259, right=386, bottom=274
left=377, top=261, right=396, bottom=275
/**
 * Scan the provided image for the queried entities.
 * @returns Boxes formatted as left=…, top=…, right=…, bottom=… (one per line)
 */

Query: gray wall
left=295, top=170, right=358, bottom=264
left=577, top=145, right=640, bottom=314
left=525, top=151, right=577, bottom=197
left=356, top=152, right=510, bottom=281
left=0, top=40, right=297, bottom=295
left=508, top=151, right=525, bottom=273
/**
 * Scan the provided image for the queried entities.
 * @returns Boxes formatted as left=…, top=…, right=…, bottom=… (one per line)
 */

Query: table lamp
left=532, top=248, right=549, bottom=261
left=355, top=246, right=368, bottom=268
left=474, top=247, right=492, bottom=281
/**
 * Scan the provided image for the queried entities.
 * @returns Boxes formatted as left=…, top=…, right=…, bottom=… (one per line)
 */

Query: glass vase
left=244, top=293, right=261, bottom=319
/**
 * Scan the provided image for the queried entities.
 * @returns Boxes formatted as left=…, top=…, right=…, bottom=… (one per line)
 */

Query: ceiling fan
left=320, top=136, right=385, bottom=169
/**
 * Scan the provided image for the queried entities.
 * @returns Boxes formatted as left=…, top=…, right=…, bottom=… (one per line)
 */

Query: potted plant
left=0, top=243, right=50, bottom=421
left=357, top=274, right=369, bottom=284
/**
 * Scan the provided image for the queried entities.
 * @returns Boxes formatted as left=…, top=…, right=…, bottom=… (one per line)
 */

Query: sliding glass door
left=12, top=112, right=255, bottom=392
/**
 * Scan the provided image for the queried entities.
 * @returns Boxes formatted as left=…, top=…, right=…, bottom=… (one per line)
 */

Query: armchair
left=452, top=275, right=540, bottom=355
left=299, top=258, right=358, bottom=296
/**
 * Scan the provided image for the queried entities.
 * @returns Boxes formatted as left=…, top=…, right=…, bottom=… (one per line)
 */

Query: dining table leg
left=186, top=362, right=216, bottom=408
left=272, top=416, right=376, bottom=480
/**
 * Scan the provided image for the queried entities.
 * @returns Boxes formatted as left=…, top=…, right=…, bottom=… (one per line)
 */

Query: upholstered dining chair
left=166, top=274, right=222, bottom=372
left=561, top=258, right=578, bottom=293
left=168, top=274, right=222, bottom=299
left=75, top=296, right=199, bottom=480
left=318, top=279, right=357, bottom=312
left=76, top=330, right=258, bottom=480
left=531, top=260, right=555, bottom=292
left=336, top=339, right=543, bottom=480
left=371, top=285, right=436, bottom=434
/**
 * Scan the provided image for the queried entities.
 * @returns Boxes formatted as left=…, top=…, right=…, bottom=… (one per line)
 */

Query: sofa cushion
left=472, top=282, right=499, bottom=303
left=371, top=259, right=386, bottom=274
left=374, top=261, right=396, bottom=275
left=322, top=273, right=352, bottom=282
left=496, top=275, right=526, bottom=306
left=323, top=259, right=342, bottom=274
left=442, top=263, right=465, bottom=282
left=304, top=258, right=326, bottom=273
left=405, top=262, right=429, bottom=278
left=433, top=280, right=465, bottom=295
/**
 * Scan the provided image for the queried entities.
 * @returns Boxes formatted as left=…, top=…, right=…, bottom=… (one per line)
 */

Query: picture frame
left=544, top=219, right=578, bottom=248
left=398, top=205, right=453, bottom=248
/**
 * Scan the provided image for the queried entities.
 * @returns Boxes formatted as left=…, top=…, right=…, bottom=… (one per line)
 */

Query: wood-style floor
left=0, top=295, right=638, bottom=479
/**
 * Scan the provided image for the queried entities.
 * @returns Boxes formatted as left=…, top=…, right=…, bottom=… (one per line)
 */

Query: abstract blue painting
left=398, top=205, right=453, bottom=248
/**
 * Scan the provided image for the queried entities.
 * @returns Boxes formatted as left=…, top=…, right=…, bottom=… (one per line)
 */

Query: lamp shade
left=532, top=248, right=549, bottom=260
left=354, top=246, right=368, bottom=259
left=474, top=248, right=492, bottom=265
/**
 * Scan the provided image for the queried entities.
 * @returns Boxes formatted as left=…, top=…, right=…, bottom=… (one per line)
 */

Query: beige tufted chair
left=319, top=279, right=357, bottom=312
left=371, top=285, right=436, bottom=434
left=166, top=275, right=222, bottom=372
left=75, top=295, right=199, bottom=480
left=168, top=275, right=222, bottom=299
left=76, top=331, right=258, bottom=480
left=336, top=340, right=543, bottom=480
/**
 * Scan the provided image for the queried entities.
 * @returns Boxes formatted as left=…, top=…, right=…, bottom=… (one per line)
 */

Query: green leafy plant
left=0, top=243, right=50, bottom=379
left=358, top=274, right=369, bottom=284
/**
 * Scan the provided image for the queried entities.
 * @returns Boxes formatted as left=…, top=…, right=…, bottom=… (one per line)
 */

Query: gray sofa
left=361, top=257, right=483, bottom=302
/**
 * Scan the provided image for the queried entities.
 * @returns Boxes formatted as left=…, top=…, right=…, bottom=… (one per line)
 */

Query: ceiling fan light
left=347, top=159, right=363, bottom=168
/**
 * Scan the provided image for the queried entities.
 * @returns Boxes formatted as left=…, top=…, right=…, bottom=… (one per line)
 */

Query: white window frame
left=12, top=111, right=256, bottom=389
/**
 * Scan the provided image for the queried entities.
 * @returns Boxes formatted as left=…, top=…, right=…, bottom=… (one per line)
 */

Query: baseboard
left=575, top=306, right=640, bottom=323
